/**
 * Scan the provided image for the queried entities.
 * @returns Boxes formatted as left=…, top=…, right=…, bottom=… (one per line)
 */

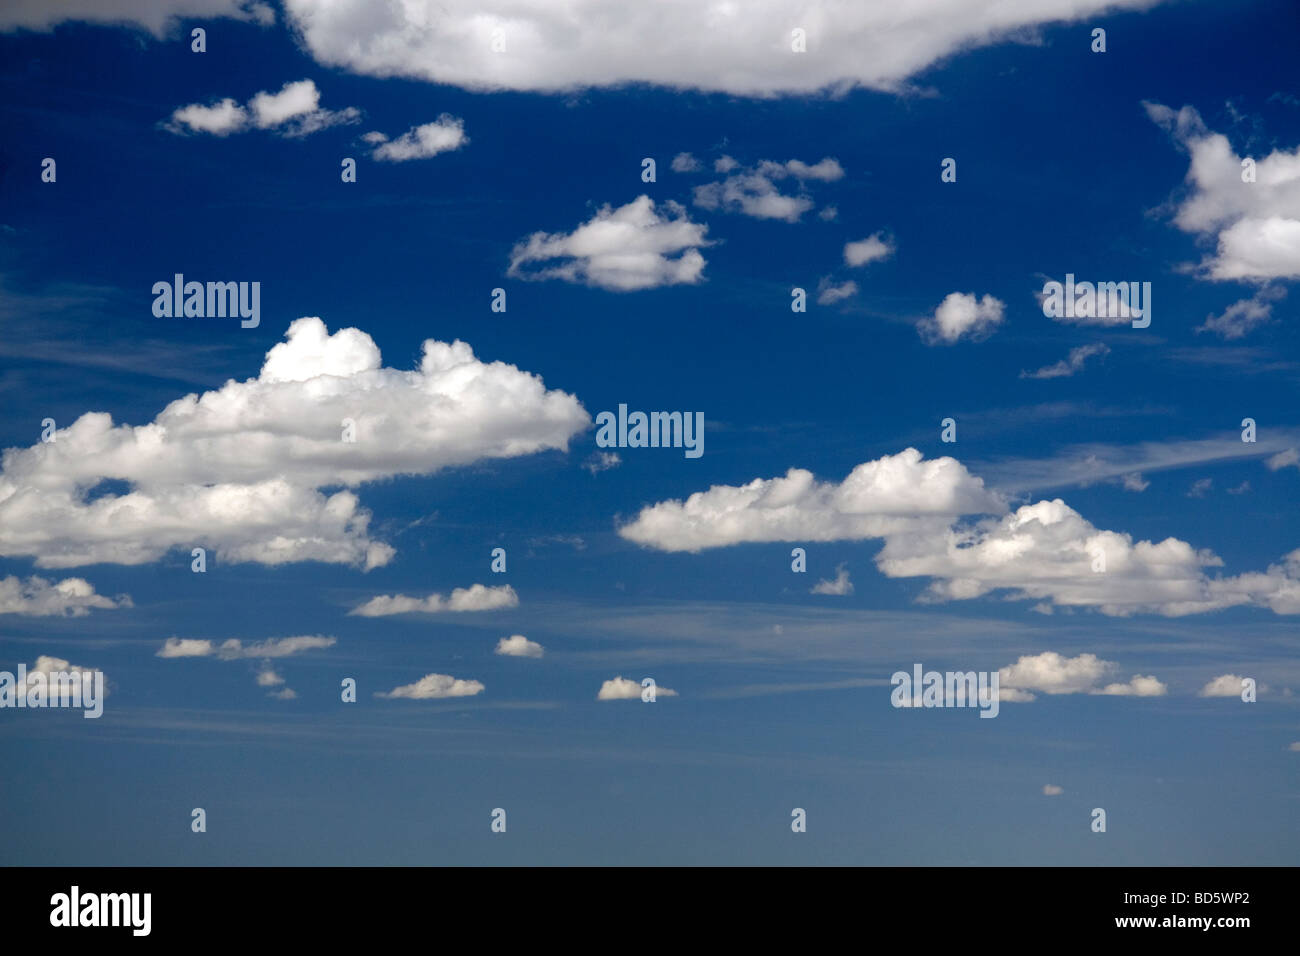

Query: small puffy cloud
left=0, top=318, right=588, bottom=569
left=693, top=158, right=842, bottom=223
left=156, top=638, right=215, bottom=658
left=596, top=676, right=677, bottom=700
left=811, top=564, right=853, bottom=595
left=268, top=687, right=297, bottom=700
left=169, top=80, right=358, bottom=138
left=350, top=584, right=518, bottom=617
left=1147, top=103, right=1300, bottom=281
left=1199, top=674, right=1248, bottom=697
left=843, top=233, right=894, bottom=267
left=1197, top=287, right=1287, bottom=339
left=369, top=115, right=467, bottom=161
left=671, top=152, right=701, bottom=173
left=1020, top=343, right=1109, bottom=380
left=619, top=448, right=1004, bottom=553
left=168, top=98, right=247, bottom=136
left=816, top=278, right=858, bottom=305
left=1267, top=448, right=1299, bottom=471
left=1187, top=478, right=1213, bottom=498
left=1121, top=473, right=1150, bottom=493
left=919, top=292, right=1005, bottom=344
left=818, top=205, right=839, bottom=221
left=1042, top=784, right=1064, bottom=796
left=0, top=575, right=130, bottom=616
left=998, top=652, right=1166, bottom=699
left=377, top=673, right=485, bottom=699
left=255, top=666, right=285, bottom=687
left=1289, top=741, right=1300, bottom=752
left=495, top=634, right=544, bottom=658
left=508, top=196, right=710, bottom=291
left=583, top=451, right=622, bottom=474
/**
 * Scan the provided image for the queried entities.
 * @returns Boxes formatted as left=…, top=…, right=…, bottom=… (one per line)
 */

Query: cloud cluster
left=0, top=575, right=130, bottom=616
left=168, top=79, right=358, bottom=138
left=998, top=652, right=1167, bottom=700
left=349, top=584, right=519, bottom=617
left=508, top=196, right=710, bottom=291
left=693, top=158, right=843, bottom=222
left=157, top=635, right=337, bottom=659
left=621, top=448, right=1300, bottom=617
left=0, top=318, right=588, bottom=569
left=1147, top=103, right=1300, bottom=281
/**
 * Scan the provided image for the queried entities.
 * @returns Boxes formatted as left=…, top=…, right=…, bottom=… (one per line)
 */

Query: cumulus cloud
left=1197, top=286, right=1287, bottom=339
left=377, top=673, right=485, bottom=699
left=693, top=158, right=843, bottom=222
left=0, top=0, right=273, bottom=35
left=255, top=666, right=285, bottom=687
left=168, top=79, right=358, bottom=138
left=596, top=676, right=678, bottom=700
left=618, top=448, right=1004, bottom=553
left=1020, top=343, right=1110, bottom=380
left=0, top=575, right=130, bottom=616
left=0, top=317, right=588, bottom=569
left=620, top=448, right=1300, bottom=617
left=495, top=634, right=544, bottom=658
left=998, top=652, right=1167, bottom=700
left=919, top=292, right=1005, bottom=344
left=277, top=0, right=1165, bottom=96
left=671, top=152, right=702, bottom=173
left=349, top=584, right=518, bottom=617
left=816, top=278, right=858, bottom=305
left=582, top=451, right=621, bottom=474
left=368, top=115, right=467, bottom=161
left=843, top=233, right=894, bottom=267
left=1042, top=784, right=1064, bottom=796
left=1147, top=102, right=1300, bottom=281
left=1199, top=674, right=1248, bottom=697
left=508, top=196, right=710, bottom=291
left=811, top=564, right=853, bottom=595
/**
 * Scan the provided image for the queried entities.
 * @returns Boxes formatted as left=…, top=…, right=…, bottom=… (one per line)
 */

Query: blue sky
left=1, top=0, right=1298, bottom=865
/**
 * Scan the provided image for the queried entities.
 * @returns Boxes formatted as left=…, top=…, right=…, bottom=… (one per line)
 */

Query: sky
left=0, top=0, right=1298, bottom=866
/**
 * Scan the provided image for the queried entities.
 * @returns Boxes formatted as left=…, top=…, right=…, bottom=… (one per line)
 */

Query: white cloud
left=582, top=451, right=622, bottom=474
left=811, top=563, right=853, bottom=595
left=1042, top=784, right=1064, bottom=796
left=369, top=115, right=468, bottom=161
left=168, top=98, right=247, bottom=136
left=1198, top=287, right=1287, bottom=339
left=693, top=158, right=843, bottom=222
left=349, top=584, right=518, bottom=617
left=0, top=318, right=588, bottom=569
left=998, top=652, right=1166, bottom=699
left=1289, top=742, right=1300, bottom=752
left=157, top=635, right=336, bottom=659
left=0, top=575, right=130, bottom=616
left=1199, top=674, right=1247, bottom=697
left=1121, top=473, right=1150, bottom=492
left=816, top=278, right=858, bottom=305
left=169, top=79, right=358, bottom=138
left=1020, top=342, right=1109, bottom=380
left=618, top=448, right=1004, bottom=553
left=1147, top=102, right=1300, bottom=281
left=671, top=152, right=702, bottom=173
left=0, top=0, right=273, bottom=35
left=919, top=292, right=1005, bottom=344
left=278, top=0, right=1165, bottom=96
left=843, top=233, right=894, bottom=267
left=621, top=447, right=1300, bottom=617
left=495, top=634, right=544, bottom=658
left=377, top=673, right=485, bottom=699
left=255, top=666, right=284, bottom=687
left=269, top=687, right=297, bottom=700
left=596, top=676, right=677, bottom=700
left=508, top=196, right=710, bottom=291
left=1267, top=448, right=1299, bottom=471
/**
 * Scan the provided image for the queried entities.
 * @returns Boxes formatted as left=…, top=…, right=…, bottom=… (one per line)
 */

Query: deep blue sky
left=1, top=0, right=1298, bottom=865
